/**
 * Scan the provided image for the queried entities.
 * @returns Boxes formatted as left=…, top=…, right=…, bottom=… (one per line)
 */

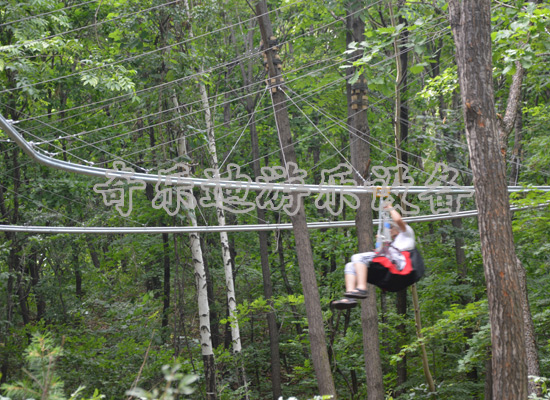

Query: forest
left=1, top=0, right=550, bottom=399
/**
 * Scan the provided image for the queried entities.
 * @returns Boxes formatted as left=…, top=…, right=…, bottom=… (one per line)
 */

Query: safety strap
left=375, top=196, right=392, bottom=253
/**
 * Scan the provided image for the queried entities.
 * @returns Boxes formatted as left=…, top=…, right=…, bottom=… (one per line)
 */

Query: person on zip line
left=331, top=202, right=423, bottom=310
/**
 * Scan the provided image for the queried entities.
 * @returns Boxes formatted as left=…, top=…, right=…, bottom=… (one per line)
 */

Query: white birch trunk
left=182, top=0, right=246, bottom=393
left=198, top=75, right=243, bottom=356
left=172, top=68, right=216, bottom=396
left=186, top=207, right=217, bottom=399
left=183, top=0, right=242, bottom=357
left=186, top=208, right=214, bottom=356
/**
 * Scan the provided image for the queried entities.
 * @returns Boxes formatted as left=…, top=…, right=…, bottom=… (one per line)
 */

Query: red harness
left=372, top=251, right=413, bottom=276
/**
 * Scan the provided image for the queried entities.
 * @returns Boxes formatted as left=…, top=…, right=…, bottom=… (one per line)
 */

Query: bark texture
left=183, top=0, right=246, bottom=393
left=498, top=61, right=524, bottom=157
left=248, top=97, right=283, bottom=399
left=508, top=104, right=523, bottom=185
left=162, top=232, right=170, bottom=329
left=187, top=208, right=217, bottom=400
left=345, top=6, right=384, bottom=400
left=516, top=257, right=542, bottom=397
left=448, top=1, right=527, bottom=398
left=256, top=1, right=336, bottom=397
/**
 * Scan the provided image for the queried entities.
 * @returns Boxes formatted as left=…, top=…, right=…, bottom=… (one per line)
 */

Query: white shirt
left=392, top=224, right=415, bottom=251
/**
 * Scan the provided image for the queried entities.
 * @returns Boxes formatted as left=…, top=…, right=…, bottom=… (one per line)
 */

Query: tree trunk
left=182, top=0, right=248, bottom=390
left=390, top=4, right=409, bottom=390
left=203, top=236, right=222, bottom=349
left=74, top=250, right=82, bottom=300
left=86, top=236, right=102, bottom=270
left=170, top=34, right=217, bottom=393
left=277, top=231, right=307, bottom=347
left=187, top=208, right=217, bottom=400
left=515, top=257, right=542, bottom=397
left=345, top=5, right=384, bottom=399
left=484, top=349, right=493, bottom=400
left=498, top=62, right=524, bottom=158
left=508, top=96, right=523, bottom=185
left=246, top=80, right=283, bottom=398
left=256, top=2, right=336, bottom=397
left=197, top=50, right=249, bottom=399
left=29, top=252, right=46, bottom=320
left=390, top=2, right=435, bottom=393
left=448, top=2, right=528, bottom=398
left=503, top=98, right=539, bottom=395
left=162, top=232, right=171, bottom=329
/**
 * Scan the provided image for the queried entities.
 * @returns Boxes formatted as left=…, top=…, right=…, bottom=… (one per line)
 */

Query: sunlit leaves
left=491, top=1, right=550, bottom=75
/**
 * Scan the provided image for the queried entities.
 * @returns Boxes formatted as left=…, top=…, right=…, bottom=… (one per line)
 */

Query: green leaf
left=502, top=64, right=514, bottom=75
left=378, top=26, right=395, bottom=35
left=109, top=30, right=123, bottom=41
left=410, top=64, right=425, bottom=74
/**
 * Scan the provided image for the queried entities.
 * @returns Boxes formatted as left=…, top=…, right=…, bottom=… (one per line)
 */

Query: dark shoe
left=344, top=288, right=368, bottom=299
left=331, top=298, right=358, bottom=310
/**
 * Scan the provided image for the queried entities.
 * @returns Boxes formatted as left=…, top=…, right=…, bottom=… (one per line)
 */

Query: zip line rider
left=331, top=202, right=417, bottom=310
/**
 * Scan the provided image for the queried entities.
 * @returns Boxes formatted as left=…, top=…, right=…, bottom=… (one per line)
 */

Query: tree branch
left=499, top=61, right=525, bottom=155
left=327, top=9, right=346, bottom=25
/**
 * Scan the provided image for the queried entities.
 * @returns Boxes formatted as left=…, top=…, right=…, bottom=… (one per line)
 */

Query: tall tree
left=447, top=1, right=527, bottom=398
left=235, top=15, right=283, bottom=397
left=185, top=208, right=218, bottom=400
left=256, top=1, right=336, bottom=397
left=345, top=3, right=384, bottom=399
left=181, top=0, right=248, bottom=393
left=388, top=2, right=410, bottom=391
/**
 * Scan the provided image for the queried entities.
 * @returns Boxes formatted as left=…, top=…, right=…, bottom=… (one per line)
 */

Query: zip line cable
left=1, top=99, right=548, bottom=230
left=3, top=16, right=540, bottom=184
left=219, top=88, right=269, bottom=170
left=11, top=112, right=542, bottom=196
left=7, top=101, right=544, bottom=198
left=1, top=7, right=546, bottom=228
left=0, top=203, right=547, bottom=234
left=0, top=183, right=84, bottom=225
left=0, top=120, right=544, bottom=233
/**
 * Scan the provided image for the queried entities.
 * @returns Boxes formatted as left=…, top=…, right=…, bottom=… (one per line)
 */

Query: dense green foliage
left=1, top=0, right=549, bottom=399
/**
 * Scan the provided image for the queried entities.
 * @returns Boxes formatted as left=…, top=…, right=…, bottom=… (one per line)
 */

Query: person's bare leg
left=344, top=273, right=356, bottom=292
left=354, top=262, right=368, bottom=291
left=332, top=273, right=358, bottom=309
